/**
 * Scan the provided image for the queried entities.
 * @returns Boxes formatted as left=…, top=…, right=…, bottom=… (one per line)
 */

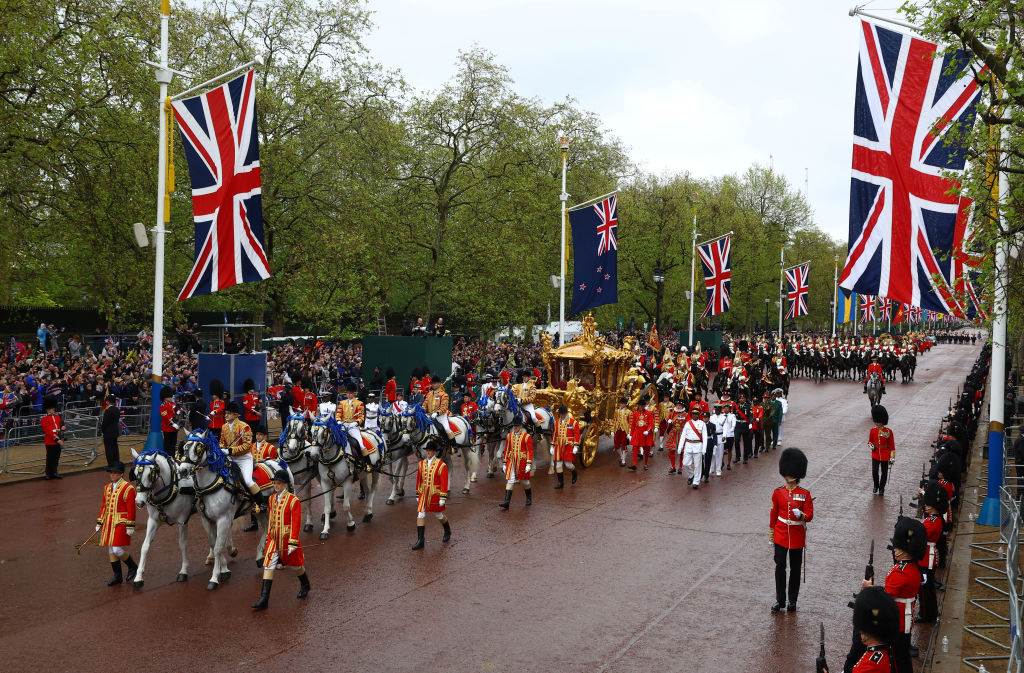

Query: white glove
left=126, top=528, right=134, bottom=537
left=525, top=464, right=532, bottom=473
left=639, top=448, right=645, bottom=457
left=572, top=446, right=578, bottom=455
left=642, top=431, right=649, bottom=436
left=792, top=508, right=803, bottom=520
left=439, top=499, right=446, bottom=507
left=430, top=412, right=437, bottom=418
left=95, top=525, right=101, bottom=532
left=549, top=446, right=555, bottom=455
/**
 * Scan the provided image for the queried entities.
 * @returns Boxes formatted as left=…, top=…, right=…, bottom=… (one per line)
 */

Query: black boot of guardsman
left=499, top=489, right=512, bottom=509
left=252, top=579, right=272, bottom=610
left=525, top=488, right=532, bottom=506
left=411, top=524, right=425, bottom=550
left=107, top=560, right=123, bottom=586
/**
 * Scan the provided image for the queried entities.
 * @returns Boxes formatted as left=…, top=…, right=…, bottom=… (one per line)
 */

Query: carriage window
left=578, top=364, right=596, bottom=390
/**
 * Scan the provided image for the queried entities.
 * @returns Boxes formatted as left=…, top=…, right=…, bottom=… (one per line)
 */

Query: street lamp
left=764, top=297, right=770, bottom=334
left=653, top=260, right=665, bottom=330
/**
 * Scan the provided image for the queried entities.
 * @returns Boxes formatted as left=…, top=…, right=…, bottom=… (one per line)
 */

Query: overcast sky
left=364, top=0, right=913, bottom=243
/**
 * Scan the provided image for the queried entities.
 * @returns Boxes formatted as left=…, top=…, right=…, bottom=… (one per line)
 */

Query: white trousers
left=435, top=413, right=451, bottom=437
left=712, top=440, right=724, bottom=474
left=109, top=546, right=126, bottom=557
left=417, top=511, right=445, bottom=520
left=343, top=422, right=362, bottom=453
left=682, top=450, right=703, bottom=485
left=235, top=453, right=255, bottom=488
left=554, top=460, right=575, bottom=470
left=522, top=403, right=539, bottom=423
left=265, top=552, right=303, bottom=571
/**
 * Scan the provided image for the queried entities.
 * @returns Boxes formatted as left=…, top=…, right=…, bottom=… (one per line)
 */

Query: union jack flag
left=594, top=196, right=618, bottom=256
left=838, top=21, right=980, bottom=314
left=172, top=70, right=270, bottom=301
left=859, top=294, right=876, bottom=323
left=784, top=263, right=809, bottom=319
left=879, top=297, right=892, bottom=321
left=697, top=235, right=731, bottom=318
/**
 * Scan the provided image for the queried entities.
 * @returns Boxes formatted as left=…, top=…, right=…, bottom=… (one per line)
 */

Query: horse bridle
left=132, top=452, right=183, bottom=512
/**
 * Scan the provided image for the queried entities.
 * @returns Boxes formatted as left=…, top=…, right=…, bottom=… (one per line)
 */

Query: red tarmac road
left=0, top=343, right=979, bottom=672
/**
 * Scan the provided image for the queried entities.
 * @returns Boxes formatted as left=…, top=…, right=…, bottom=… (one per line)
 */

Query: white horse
left=306, top=417, right=382, bottom=539
left=378, top=406, right=418, bottom=505
left=177, top=433, right=275, bottom=590
left=400, top=405, right=479, bottom=493
left=486, top=386, right=553, bottom=471
left=278, top=414, right=319, bottom=532
left=129, top=448, right=196, bottom=590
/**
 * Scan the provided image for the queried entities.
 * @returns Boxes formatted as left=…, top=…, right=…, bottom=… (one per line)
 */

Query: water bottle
left=942, top=635, right=949, bottom=653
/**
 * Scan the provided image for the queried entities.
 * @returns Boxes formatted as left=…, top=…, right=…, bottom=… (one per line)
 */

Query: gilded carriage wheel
left=578, top=423, right=599, bottom=468
left=640, top=382, right=659, bottom=405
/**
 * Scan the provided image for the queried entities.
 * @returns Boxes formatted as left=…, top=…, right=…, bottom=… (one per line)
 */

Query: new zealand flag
left=569, top=196, right=618, bottom=315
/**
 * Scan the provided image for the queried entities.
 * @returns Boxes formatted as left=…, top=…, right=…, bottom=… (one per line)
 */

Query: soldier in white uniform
left=364, top=392, right=380, bottom=432
left=677, top=409, right=706, bottom=490
left=392, top=390, right=408, bottom=414
left=708, top=403, right=727, bottom=477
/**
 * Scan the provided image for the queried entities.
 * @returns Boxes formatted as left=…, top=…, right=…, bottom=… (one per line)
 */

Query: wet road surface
left=0, top=343, right=979, bottom=672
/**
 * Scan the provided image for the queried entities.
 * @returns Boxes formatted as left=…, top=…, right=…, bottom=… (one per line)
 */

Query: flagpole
left=778, top=245, right=784, bottom=340
left=144, top=0, right=172, bottom=453
left=687, top=204, right=696, bottom=347
left=832, top=255, right=839, bottom=338
left=558, top=136, right=569, bottom=346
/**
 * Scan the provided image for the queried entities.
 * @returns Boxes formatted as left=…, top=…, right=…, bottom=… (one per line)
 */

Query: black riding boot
left=411, top=524, right=425, bottom=550
left=297, top=571, right=311, bottom=598
left=251, top=579, right=272, bottom=610
left=442, top=520, right=452, bottom=542
left=244, top=512, right=259, bottom=532
left=107, top=561, right=123, bottom=586
left=525, top=488, right=532, bottom=506
left=499, top=489, right=512, bottom=509
left=554, top=472, right=564, bottom=489
left=570, top=468, right=578, bottom=484
left=123, top=555, right=138, bottom=583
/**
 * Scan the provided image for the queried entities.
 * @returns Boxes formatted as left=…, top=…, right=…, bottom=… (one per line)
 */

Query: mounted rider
left=863, top=355, right=886, bottom=394
left=335, top=383, right=366, bottom=454
left=424, top=378, right=453, bottom=440
left=220, top=401, right=263, bottom=504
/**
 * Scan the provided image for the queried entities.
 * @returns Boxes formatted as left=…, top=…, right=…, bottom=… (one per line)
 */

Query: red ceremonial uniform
left=770, top=485, right=814, bottom=549
left=864, top=362, right=883, bottom=382
left=290, top=384, right=303, bottom=406
left=385, top=379, right=397, bottom=403
left=751, top=404, right=764, bottom=431
left=938, top=479, right=955, bottom=523
left=294, top=390, right=318, bottom=416
left=418, top=376, right=432, bottom=396
left=869, top=426, right=895, bottom=461
left=242, top=393, right=260, bottom=421
left=263, top=490, right=304, bottom=568
left=499, top=370, right=512, bottom=386
left=718, top=357, right=733, bottom=373
left=629, top=408, right=655, bottom=447
left=552, top=413, right=581, bottom=462
left=688, top=400, right=710, bottom=417
left=252, top=440, right=279, bottom=462
left=853, top=645, right=894, bottom=673
left=335, top=397, right=365, bottom=424
left=884, top=560, right=922, bottom=633
left=41, top=412, right=62, bottom=444
left=664, top=410, right=686, bottom=449
left=208, top=399, right=225, bottom=430
left=922, top=514, right=942, bottom=570
left=460, top=401, right=478, bottom=418
left=416, top=456, right=449, bottom=513
left=96, top=479, right=136, bottom=547
left=503, top=429, right=534, bottom=481
left=159, top=401, right=177, bottom=432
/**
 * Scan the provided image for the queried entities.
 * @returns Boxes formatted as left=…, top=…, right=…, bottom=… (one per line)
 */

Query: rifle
left=916, top=463, right=928, bottom=518
left=864, top=539, right=875, bottom=582
left=899, top=493, right=904, bottom=518
left=815, top=622, right=828, bottom=673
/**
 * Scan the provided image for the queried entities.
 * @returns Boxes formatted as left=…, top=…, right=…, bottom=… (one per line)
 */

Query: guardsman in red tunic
left=868, top=405, right=895, bottom=495
left=842, top=587, right=900, bottom=673
left=628, top=396, right=655, bottom=471
left=242, top=378, right=261, bottom=431
left=849, top=516, right=925, bottom=673
left=384, top=368, right=398, bottom=403
left=297, top=377, right=319, bottom=418
left=411, top=441, right=450, bottom=549
left=41, top=396, right=65, bottom=479
left=208, top=378, right=226, bottom=439
left=95, top=461, right=137, bottom=586
left=770, top=448, right=813, bottom=613
left=158, top=387, right=179, bottom=455
left=863, top=356, right=885, bottom=393
left=551, top=405, right=580, bottom=488
left=613, top=397, right=630, bottom=467
left=252, top=470, right=310, bottom=611
left=499, top=415, right=534, bottom=509
left=917, top=481, right=948, bottom=624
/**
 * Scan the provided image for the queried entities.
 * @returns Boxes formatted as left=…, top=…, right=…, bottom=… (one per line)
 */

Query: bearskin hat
left=411, top=368, right=422, bottom=379
left=42, top=396, right=58, bottom=412
left=871, top=405, right=888, bottom=425
left=923, top=480, right=949, bottom=515
left=301, top=376, right=313, bottom=390
left=720, top=345, right=731, bottom=358
left=778, top=448, right=808, bottom=480
left=891, top=516, right=927, bottom=561
left=421, top=366, right=431, bottom=376
left=224, top=401, right=242, bottom=416
left=853, top=586, right=900, bottom=643
left=209, top=378, right=225, bottom=398
left=738, top=339, right=749, bottom=352
left=386, top=367, right=395, bottom=379
left=935, top=452, right=961, bottom=480
left=159, top=386, right=174, bottom=400
left=243, top=378, right=256, bottom=392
